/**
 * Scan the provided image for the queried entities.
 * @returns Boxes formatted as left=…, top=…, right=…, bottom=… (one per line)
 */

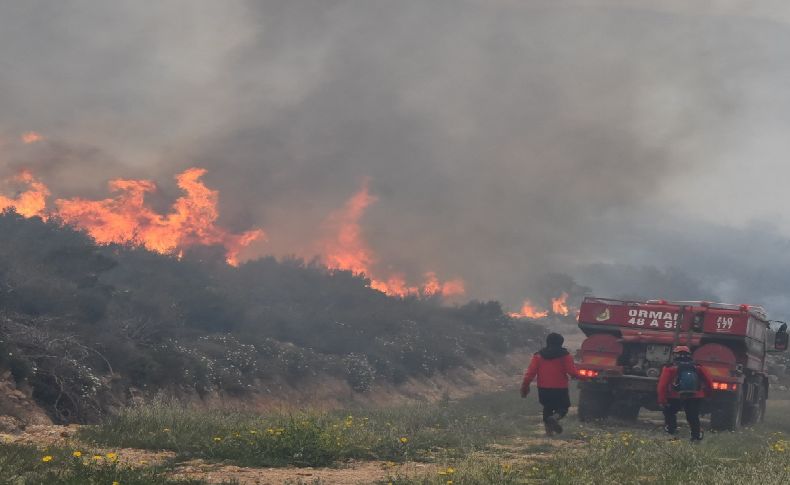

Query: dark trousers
left=663, top=398, right=702, bottom=439
left=538, top=387, right=571, bottom=423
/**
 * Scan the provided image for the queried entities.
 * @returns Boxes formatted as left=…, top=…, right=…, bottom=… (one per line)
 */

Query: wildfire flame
left=0, top=170, right=50, bottom=218
left=510, top=292, right=571, bottom=319
left=508, top=300, right=549, bottom=319
left=551, top=292, right=570, bottom=316
left=1, top=168, right=462, bottom=295
left=321, top=179, right=377, bottom=276
left=0, top=168, right=264, bottom=265
left=321, top=180, right=465, bottom=298
left=21, top=131, right=44, bottom=144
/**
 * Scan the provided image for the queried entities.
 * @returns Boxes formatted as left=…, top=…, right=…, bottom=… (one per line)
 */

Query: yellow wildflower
left=72, top=451, right=82, bottom=458
left=213, top=437, right=223, bottom=442
left=106, top=452, right=118, bottom=461
left=399, top=437, right=409, bottom=444
left=92, top=454, right=103, bottom=460
left=113, top=482, right=120, bottom=485
left=446, top=467, right=455, bottom=474
left=41, top=455, right=53, bottom=462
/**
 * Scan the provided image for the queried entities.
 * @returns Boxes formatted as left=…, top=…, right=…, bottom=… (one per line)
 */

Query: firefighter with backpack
left=657, top=345, right=715, bottom=442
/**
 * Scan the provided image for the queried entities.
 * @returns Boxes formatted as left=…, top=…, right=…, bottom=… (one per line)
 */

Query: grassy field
left=385, top=396, right=790, bottom=485
left=0, top=442, right=224, bottom=485
left=78, top=392, right=545, bottom=467
left=5, top=390, right=787, bottom=484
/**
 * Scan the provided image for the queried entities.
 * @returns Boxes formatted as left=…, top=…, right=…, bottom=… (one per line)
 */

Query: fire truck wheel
left=608, top=399, right=640, bottom=421
left=710, top=388, right=743, bottom=431
left=578, top=388, right=612, bottom=422
left=742, top=386, right=767, bottom=426
left=759, top=393, right=767, bottom=423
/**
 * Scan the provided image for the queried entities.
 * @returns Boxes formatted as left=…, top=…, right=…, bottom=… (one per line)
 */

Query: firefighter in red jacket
left=521, top=333, right=584, bottom=435
left=657, top=346, right=714, bottom=441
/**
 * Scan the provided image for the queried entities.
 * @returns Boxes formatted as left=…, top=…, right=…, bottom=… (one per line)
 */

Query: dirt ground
left=172, top=460, right=434, bottom=485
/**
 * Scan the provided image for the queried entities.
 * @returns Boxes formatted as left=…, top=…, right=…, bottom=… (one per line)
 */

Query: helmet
left=673, top=345, right=691, bottom=354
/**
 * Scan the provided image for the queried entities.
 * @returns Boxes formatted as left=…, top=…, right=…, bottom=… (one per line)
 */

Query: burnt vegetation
left=0, top=211, right=543, bottom=422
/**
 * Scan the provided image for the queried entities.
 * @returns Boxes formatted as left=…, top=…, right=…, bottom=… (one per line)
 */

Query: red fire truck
left=575, top=297, right=789, bottom=430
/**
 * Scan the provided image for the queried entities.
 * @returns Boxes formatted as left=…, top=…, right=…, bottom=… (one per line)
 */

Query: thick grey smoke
left=3, top=1, right=790, bottom=314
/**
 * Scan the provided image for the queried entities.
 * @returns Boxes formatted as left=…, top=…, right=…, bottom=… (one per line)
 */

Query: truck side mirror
left=776, top=329, right=789, bottom=351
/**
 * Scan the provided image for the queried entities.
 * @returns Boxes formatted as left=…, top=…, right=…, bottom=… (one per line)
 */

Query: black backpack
left=672, top=361, right=700, bottom=397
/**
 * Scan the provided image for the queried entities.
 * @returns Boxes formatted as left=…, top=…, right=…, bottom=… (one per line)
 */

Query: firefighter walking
left=521, top=332, right=585, bottom=435
left=657, top=345, right=715, bottom=442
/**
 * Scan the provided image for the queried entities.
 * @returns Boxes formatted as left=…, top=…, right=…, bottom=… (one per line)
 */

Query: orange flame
left=321, top=179, right=377, bottom=275
left=0, top=170, right=50, bottom=217
left=421, top=271, right=466, bottom=297
left=1, top=168, right=264, bottom=265
left=510, top=292, right=571, bottom=319
left=509, top=300, right=549, bottom=319
left=21, top=131, right=44, bottom=144
left=321, top=181, right=465, bottom=298
left=2, top=169, right=461, bottom=292
left=551, top=292, right=569, bottom=316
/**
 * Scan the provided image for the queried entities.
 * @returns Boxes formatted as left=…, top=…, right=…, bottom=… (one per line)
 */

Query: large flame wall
left=0, top=168, right=464, bottom=298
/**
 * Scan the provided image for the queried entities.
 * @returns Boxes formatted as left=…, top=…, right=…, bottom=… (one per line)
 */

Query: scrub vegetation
left=0, top=211, right=544, bottom=422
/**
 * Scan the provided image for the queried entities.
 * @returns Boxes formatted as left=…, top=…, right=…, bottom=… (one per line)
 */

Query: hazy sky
left=2, top=1, right=790, bottom=314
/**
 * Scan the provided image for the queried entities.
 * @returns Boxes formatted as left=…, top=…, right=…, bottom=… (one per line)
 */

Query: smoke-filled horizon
left=3, top=1, right=790, bottom=314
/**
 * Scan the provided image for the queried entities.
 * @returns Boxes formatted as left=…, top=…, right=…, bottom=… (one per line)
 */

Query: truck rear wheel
left=609, top=399, right=640, bottom=421
left=578, top=388, right=612, bottom=422
left=710, top=389, right=743, bottom=431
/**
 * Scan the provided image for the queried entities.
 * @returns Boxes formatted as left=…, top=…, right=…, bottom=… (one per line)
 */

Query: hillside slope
left=0, top=211, right=545, bottom=423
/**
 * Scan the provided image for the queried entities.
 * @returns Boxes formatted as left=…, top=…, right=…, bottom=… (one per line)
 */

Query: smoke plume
left=3, top=1, right=790, bottom=313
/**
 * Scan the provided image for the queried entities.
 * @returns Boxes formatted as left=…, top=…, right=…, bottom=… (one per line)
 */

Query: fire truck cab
left=575, top=297, right=789, bottom=430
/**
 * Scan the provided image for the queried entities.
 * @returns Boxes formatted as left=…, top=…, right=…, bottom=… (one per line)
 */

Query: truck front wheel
left=578, top=388, right=612, bottom=422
